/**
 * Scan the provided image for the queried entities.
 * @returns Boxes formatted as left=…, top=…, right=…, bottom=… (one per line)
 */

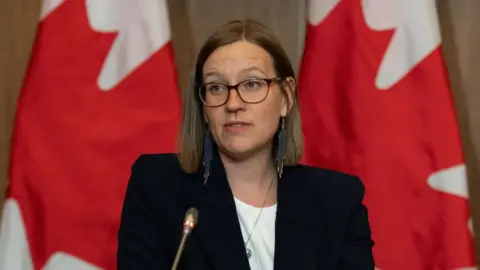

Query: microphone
left=171, top=207, right=199, bottom=270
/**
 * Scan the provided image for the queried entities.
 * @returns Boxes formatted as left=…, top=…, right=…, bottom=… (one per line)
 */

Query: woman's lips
left=223, top=121, right=252, bottom=133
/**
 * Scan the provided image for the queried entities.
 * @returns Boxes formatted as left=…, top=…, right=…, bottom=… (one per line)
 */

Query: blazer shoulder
left=295, top=164, right=366, bottom=204
left=132, top=152, right=181, bottom=169
left=131, top=153, right=186, bottom=175
left=127, top=153, right=190, bottom=193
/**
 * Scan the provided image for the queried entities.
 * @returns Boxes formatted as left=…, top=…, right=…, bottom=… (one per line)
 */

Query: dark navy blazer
left=116, top=152, right=375, bottom=269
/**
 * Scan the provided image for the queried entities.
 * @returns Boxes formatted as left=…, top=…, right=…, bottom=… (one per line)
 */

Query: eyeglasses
left=198, top=77, right=283, bottom=107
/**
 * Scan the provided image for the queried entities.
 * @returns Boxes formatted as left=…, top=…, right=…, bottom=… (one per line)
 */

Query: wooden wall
left=1, top=0, right=479, bottom=260
left=437, top=1, right=480, bottom=257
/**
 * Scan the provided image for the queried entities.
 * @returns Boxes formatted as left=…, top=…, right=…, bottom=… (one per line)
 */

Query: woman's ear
left=280, top=76, right=296, bottom=117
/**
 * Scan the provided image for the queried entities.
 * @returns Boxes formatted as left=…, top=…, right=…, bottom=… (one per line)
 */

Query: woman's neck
left=219, top=147, right=277, bottom=207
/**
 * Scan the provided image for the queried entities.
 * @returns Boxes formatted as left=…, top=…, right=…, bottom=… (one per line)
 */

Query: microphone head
left=183, top=207, right=199, bottom=234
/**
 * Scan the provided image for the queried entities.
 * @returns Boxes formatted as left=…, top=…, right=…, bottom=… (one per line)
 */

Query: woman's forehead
left=203, top=42, right=275, bottom=77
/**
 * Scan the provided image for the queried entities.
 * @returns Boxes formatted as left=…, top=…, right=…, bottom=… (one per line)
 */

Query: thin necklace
left=244, top=175, right=276, bottom=259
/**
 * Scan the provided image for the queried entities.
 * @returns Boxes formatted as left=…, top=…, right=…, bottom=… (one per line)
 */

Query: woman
left=117, top=19, right=375, bottom=270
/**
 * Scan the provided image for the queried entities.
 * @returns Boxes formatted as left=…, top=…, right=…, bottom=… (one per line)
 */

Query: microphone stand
left=171, top=229, right=190, bottom=270
left=171, top=207, right=198, bottom=270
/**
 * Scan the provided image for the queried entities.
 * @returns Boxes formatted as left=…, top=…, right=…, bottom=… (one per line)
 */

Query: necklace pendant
left=246, top=247, right=252, bottom=259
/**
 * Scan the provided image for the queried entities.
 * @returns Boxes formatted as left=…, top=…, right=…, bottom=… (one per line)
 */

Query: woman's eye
left=244, top=80, right=261, bottom=89
left=207, top=84, right=225, bottom=93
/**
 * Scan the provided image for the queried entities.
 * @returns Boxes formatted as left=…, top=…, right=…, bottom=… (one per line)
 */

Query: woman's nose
left=224, top=89, right=245, bottom=112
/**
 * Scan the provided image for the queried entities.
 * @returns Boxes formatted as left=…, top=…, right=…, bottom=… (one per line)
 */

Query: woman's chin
left=219, top=143, right=258, bottom=161
left=218, top=138, right=273, bottom=161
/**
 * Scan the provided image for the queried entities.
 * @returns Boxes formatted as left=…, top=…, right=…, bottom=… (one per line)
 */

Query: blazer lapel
left=273, top=166, right=327, bottom=270
left=194, top=154, right=251, bottom=270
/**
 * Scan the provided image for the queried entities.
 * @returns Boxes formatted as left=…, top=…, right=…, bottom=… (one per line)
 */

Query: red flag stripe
left=299, top=0, right=476, bottom=269
left=0, top=1, right=181, bottom=269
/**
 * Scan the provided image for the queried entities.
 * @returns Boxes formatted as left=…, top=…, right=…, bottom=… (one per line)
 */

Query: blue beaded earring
left=202, top=127, right=213, bottom=185
left=276, top=117, right=286, bottom=178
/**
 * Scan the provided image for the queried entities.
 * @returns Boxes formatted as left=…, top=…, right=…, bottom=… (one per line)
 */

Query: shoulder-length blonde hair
left=177, top=19, right=303, bottom=173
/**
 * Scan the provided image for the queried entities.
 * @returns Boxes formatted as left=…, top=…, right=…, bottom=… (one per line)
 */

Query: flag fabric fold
left=299, top=0, right=476, bottom=269
left=0, top=0, right=181, bottom=269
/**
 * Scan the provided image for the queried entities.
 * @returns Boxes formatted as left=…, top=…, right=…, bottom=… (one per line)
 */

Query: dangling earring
left=203, top=127, right=213, bottom=185
left=276, top=117, right=286, bottom=179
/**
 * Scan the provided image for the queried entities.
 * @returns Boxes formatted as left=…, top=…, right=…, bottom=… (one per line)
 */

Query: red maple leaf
left=298, top=0, right=475, bottom=269
left=8, top=0, right=181, bottom=269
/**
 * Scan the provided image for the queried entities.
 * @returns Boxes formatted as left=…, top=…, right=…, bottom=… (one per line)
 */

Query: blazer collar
left=194, top=151, right=250, bottom=270
left=273, top=165, right=325, bottom=270
left=192, top=151, right=325, bottom=270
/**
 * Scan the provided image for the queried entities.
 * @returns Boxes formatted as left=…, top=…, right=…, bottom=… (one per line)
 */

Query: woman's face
left=202, top=41, right=293, bottom=160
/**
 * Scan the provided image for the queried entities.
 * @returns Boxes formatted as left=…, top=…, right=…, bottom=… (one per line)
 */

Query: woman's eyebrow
left=203, top=67, right=269, bottom=82
left=203, top=71, right=222, bottom=80
left=239, top=66, right=268, bottom=77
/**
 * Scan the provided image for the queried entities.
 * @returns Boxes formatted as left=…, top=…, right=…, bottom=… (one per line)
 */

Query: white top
left=234, top=197, right=277, bottom=270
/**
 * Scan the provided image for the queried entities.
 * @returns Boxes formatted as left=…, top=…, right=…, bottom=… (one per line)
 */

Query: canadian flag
left=0, top=0, right=180, bottom=269
left=299, top=0, right=477, bottom=269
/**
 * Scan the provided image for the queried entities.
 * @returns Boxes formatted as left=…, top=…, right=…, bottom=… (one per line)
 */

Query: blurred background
left=0, top=0, right=479, bottom=268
